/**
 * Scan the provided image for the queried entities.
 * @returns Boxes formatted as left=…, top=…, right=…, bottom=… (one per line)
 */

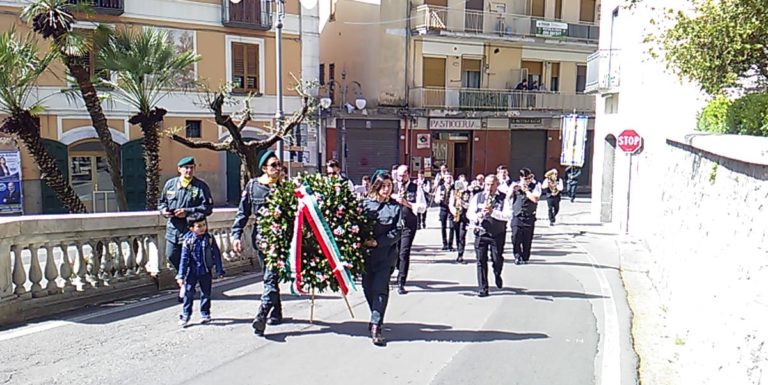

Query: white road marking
left=0, top=273, right=260, bottom=343
left=575, top=240, right=622, bottom=385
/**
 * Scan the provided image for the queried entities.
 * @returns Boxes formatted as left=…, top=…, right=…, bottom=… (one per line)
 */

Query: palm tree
left=21, top=0, right=129, bottom=211
left=0, top=30, right=87, bottom=213
left=96, top=27, right=200, bottom=209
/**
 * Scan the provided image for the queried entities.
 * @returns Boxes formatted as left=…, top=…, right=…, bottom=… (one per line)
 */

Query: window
left=231, top=42, right=260, bottom=93
left=461, top=59, right=481, bottom=88
left=576, top=65, right=587, bottom=93
left=329, top=63, right=335, bottom=103
left=185, top=120, right=201, bottom=138
left=319, top=63, right=325, bottom=85
left=580, top=0, right=596, bottom=23
left=549, top=62, right=560, bottom=92
left=555, top=0, right=563, bottom=19
left=531, top=0, right=545, bottom=17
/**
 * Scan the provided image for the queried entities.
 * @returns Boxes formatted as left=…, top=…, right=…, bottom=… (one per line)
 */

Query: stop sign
left=617, top=129, right=643, bottom=153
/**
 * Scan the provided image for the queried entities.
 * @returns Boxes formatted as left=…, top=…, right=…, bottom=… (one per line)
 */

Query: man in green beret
left=232, top=150, right=284, bottom=336
left=158, top=156, right=214, bottom=301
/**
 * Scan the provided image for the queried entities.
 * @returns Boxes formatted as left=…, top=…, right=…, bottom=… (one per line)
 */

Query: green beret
left=258, top=150, right=278, bottom=169
left=177, top=156, right=195, bottom=167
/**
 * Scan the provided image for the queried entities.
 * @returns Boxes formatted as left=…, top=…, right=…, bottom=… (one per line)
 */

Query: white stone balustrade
left=0, top=209, right=257, bottom=325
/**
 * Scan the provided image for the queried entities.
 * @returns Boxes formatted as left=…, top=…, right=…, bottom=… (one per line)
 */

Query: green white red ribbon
left=287, top=184, right=357, bottom=295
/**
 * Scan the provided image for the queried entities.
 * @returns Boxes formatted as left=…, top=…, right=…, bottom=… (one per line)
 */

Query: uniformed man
left=415, top=171, right=431, bottom=229
left=565, top=165, right=582, bottom=202
left=158, top=156, right=213, bottom=301
left=393, top=164, right=427, bottom=295
left=509, top=168, right=541, bottom=265
left=466, top=175, right=511, bottom=297
left=326, top=159, right=355, bottom=192
left=231, top=150, right=283, bottom=336
left=433, top=174, right=455, bottom=251
left=448, top=183, right=472, bottom=264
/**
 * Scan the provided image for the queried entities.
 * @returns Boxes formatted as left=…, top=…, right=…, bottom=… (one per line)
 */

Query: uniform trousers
left=166, top=240, right=183, bottom=271
left=474, top=231, right=505, bottom=292
left=438, top=207, right=454, bottom=248
left=547, top=195, right=561, bottom=223
left=397, top=224, right=418, bottom=287
left=453, top=219, right=468, bottom=257
left=511, top=218, right=536, bottom=262
left=256, top=249, right=282, bottom=317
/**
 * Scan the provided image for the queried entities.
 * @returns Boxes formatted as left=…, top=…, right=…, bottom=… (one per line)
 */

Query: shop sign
left=429, top=118, right=481, bottom=130
left=509, top=117, right=543, bottom=128
left=416, top=133, right=431, bottom=149
left=535, top=20, right=568, bottom=38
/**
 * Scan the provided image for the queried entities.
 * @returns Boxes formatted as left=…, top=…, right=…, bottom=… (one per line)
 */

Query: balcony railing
left=409, top=87, right=595, bottom=112
left=585, top=49, right=620, bottom=94
left=413, top=5, right=599, bottom=44
left=222, top=0, right=273, bottom=30
left=67, top=0, right=124, bottom=15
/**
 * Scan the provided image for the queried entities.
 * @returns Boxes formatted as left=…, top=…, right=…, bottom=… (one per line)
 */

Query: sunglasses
left=266, top=161, right=282, bottom=169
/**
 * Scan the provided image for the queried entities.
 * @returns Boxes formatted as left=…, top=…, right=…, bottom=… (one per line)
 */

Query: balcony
left=222, top=0, right=273, bottom=30
left=585, top=49, right=620, bottom=94
left=67, top=0, right=123, bottom=16
left=412, top=5, right=599, bottom=45
left=409, top=87, right=595, bottom=113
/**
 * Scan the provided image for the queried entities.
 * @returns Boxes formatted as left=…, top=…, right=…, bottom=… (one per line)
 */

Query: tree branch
left=245, top=93, right=311, bottom=150
left=171, top=134, right=230, bottom=151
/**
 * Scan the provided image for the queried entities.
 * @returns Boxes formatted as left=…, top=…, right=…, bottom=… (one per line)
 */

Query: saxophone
left=453, top=189, right=465, bottom=222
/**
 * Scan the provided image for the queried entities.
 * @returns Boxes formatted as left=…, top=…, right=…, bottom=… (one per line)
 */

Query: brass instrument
left=453, top=189, right=465, bottom=222
left=545, top=169, right=560, bottom=196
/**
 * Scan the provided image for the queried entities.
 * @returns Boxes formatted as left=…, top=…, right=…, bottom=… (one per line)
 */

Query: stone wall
left=644, top=133, right=768, bottom=384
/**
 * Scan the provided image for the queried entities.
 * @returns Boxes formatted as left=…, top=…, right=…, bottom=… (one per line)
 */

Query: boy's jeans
left=182, top=273, right=212, bottom=318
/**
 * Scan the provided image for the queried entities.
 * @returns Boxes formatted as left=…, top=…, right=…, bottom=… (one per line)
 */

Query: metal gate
left=509, top=130, right=547, bottom=180
left=338, top=119, right=400, bottom=183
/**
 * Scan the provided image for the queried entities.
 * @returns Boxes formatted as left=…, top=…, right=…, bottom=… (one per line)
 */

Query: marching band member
left=393, top=165, right=427, bottom=295
left=416, top=171, right=431, bottom=229
left=509, top=168, right=541, bottom=265
left=448, top=183, right=472, bottom=264
left=434, top=174, right=455, bottom=251
left=542, top=169, right=564, bottom=226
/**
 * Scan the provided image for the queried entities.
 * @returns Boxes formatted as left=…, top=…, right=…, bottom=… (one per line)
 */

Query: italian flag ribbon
left=287, top=184, right=358, bottom=296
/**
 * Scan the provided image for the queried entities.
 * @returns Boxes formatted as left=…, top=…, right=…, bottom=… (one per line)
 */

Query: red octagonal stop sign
left=617, top=129, right=643, bottom=154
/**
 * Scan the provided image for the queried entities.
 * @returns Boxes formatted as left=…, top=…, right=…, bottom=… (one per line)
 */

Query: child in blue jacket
left=177, top=213, right=225, bottom=327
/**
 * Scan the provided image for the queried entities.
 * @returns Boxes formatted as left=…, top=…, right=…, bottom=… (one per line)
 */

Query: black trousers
left=453, top=220, right=468, bottom=257
left=511, top=224, right=535, bottom=262
left=438, top=207, right=454, bottom=248
left=474, top=231, right=505, bottom=292
left=363, top=265, right=395, bottom=326
left=397, top=224, right=418, bottom=287
left=417, top=211, right=427, bottom=229
left=166, top=240, right=183, bottom=271
left=547, top=196, right=561, bottom=223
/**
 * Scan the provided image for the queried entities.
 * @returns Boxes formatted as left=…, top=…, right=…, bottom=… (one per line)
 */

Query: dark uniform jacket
left=232, top=178, right=273, bottom=246
left=158, top=177, right=213, bottom=243
left=362, top=198, right=402, bottom=270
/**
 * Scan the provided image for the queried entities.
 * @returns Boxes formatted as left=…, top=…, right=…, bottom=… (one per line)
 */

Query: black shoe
left=267, top=315, right=282, bottom=325
left=550, top=221, right=555, bottom=226
left=495, top=274, right=503, bottom=289
left=455, top=256, right=464, bottom=264
left=398, top=286, right=407, bottom=295
left=448, top=247, right=455, bottom=252
left=515, top=259, right=523, bottom=265
left=371, top=325, right=385, bottom=346
left=477, top=290, right=489, bottom=298
left=252, top=305, right=270, bottom=336
left=441, top=245, right=448, bottom=251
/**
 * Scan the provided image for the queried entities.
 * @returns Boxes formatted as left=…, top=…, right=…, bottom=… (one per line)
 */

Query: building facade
left=0, top=0, right=319, bottom=214
left=585, top=0, right=704, bottom=229
left=320, top=0, right=598, bottom=184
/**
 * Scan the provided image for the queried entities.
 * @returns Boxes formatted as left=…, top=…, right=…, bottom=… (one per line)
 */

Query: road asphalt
left=0, top=199, right=637, bottom=385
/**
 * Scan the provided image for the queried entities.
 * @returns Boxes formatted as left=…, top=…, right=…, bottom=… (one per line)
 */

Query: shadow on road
left=529, top=260, right=618, bottom=270
left=264, top=319, right=549, bottom=344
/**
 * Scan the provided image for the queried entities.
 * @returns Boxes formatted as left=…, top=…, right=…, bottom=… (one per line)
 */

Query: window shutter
left=232, top=43, right=245, bottom=89
left=246, top=44, right=259, bottom=92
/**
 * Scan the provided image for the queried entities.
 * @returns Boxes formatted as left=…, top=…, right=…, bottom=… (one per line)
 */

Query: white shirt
left=393, top=180, right=428, bottom=214
left=466, top=191, right=513, bottom=229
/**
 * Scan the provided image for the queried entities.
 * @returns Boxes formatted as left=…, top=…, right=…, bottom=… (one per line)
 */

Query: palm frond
left=97, top=27, right=201, bottom=115
left=0, top=29, right=56, bottom=116
left=21, top=0, right=76, bottom=40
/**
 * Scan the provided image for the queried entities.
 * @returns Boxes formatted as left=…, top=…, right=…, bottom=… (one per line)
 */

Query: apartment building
left=0, top=0, right=319, bottom=214
left=320, top=0, right=598, bottom=183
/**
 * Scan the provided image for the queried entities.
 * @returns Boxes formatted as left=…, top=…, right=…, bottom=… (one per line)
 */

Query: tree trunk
left=61, top=44, right=129, bottom=211
left=5, top=112, right=87, bottom=213
left=238, top=144, right=260, bottom=188
left=130, top=108, right=166, bottom=210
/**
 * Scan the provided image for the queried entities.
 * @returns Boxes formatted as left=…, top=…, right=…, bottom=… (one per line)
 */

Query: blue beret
left=177, top=156, right=195, bottom=167
left=258, top=150, right=278, bottom=169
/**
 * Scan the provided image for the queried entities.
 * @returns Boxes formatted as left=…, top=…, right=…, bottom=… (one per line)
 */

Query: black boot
left=252, top=304, right=270, bottom=336
left=267, top=306, right=283, bottom=325
left=456, top=254, right=465, bottom=264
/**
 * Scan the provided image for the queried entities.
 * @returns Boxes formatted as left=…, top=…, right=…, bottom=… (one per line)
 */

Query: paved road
left=0, top=200, right=637, bottom=385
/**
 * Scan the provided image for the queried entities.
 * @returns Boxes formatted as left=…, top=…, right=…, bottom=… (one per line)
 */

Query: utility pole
left=275, top=0, right=286, bottom=172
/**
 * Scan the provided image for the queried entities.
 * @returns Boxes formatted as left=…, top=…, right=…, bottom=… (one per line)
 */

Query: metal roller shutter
left=509, top=130, right=547, bottom=180
left=338, top=119, right=400, bottom=183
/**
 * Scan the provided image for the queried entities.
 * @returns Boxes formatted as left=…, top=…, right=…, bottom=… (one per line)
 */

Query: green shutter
left=121, top=139, right=146, bottom=211
left=41, top=139, right=69, bottom=214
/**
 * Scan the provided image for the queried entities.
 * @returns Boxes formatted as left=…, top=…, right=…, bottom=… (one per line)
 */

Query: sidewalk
left=554, top=198, right=678, bottom=385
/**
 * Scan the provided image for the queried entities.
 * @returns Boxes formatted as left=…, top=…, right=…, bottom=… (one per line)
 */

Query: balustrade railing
left=0, top=209, right=256, bottom=325
left=410, top=87, right=595, bottom=112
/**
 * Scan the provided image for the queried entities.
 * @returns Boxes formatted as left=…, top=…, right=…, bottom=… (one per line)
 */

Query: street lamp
left=274, top=0, right=286, bottom=168
left=326, top=71, right=366, bottom=172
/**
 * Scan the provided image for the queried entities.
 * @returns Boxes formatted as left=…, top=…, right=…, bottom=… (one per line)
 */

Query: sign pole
left=625, top=153, right=633, bottom=235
